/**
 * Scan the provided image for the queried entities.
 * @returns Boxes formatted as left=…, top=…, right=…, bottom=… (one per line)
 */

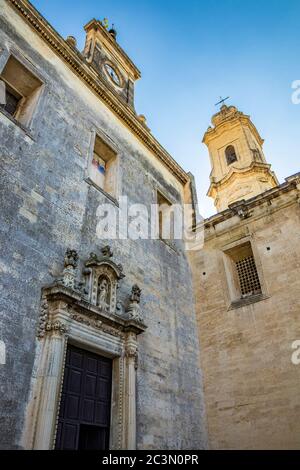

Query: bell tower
left=203, top=104, right=279, bottom=212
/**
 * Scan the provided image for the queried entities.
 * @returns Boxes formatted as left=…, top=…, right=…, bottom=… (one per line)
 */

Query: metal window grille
left=236, top=255, right=261, bottom=296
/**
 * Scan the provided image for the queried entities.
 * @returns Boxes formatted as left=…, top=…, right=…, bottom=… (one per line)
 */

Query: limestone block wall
left=0, top=0, right=207, bottom=449
left=191, top=191, right=300, bottom=449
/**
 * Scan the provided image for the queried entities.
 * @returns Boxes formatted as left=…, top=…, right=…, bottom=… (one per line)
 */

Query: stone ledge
left=228, top=293, right=270, bottom=311
left=85, top=177, right=119, bottom=206
left=0, top=106, right=35, bottom=140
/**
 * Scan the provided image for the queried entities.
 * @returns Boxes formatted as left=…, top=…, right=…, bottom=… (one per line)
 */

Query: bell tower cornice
left=203, top=105, right=264, bottom=147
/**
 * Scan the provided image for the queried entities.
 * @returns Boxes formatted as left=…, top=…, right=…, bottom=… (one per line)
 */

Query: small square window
left=88, top=134, right=118, bottom=199
left=0, top=55, right=43, bottom=127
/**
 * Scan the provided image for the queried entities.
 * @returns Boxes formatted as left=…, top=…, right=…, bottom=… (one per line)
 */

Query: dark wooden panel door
left=55, top=345, right=112, bottom=450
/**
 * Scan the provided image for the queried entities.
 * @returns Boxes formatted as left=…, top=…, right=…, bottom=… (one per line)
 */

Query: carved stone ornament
left=38, top=247, right=146, bottom=340
left=83, top=246, right=125, bottom=314
left=229, top=200, right=252, bottom=220
left=130, top=285, right=142, bottom=303
left=125, top=333, right=138, bottom=359
left=101, top=245, right=113, bottom=258
left=37, top=297, right=49, bottom=339
left=31, top=244, right=147, bottom=452
left=64, top=249, right=78, bottom=268
left=126, top=284, right=143, bottom=323
left=56, top=249, right=80, bottom=291
left=45, top=320, right=68, bottom=336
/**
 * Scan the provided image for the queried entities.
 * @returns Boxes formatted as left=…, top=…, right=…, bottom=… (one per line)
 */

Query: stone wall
left=0, top=0, right=207, bottom=449
left=191, top=187, right=300, bottom=449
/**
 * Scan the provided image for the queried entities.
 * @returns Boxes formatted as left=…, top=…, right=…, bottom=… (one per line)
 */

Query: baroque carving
left=37, top=297, right=49, bottom=339
left=83, top=246, right=125, bottom=314
left=126, top=285, right=143, bottom=323
left=101, top=245, right=113, bottom=258
left=64, top=249, right=78, bottom=268
left=70, top=313, right=125, bottom=339
left=61, top=248, right=79, bottom=290
left=39, top=246, right=146, bottom=342
left=229, top=200, right=252, bottom=220
left=45, top=320, right=68, bottom=336
left=125, top=333, right=139, bottom=369
left=98, top=276, right=110, bottom=310
left=130, top=285, right=142, bottom=303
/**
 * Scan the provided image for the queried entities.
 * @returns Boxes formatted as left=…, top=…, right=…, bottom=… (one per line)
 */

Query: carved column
left=33, top=322, right=68, bottom=450
left=124, top=332, right=138, bottom=450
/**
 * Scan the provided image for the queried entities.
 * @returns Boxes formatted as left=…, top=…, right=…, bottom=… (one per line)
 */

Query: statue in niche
left=98, top=276, right=110, bottom=311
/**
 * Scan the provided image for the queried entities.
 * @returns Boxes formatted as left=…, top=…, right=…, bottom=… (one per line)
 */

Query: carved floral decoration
left=37, top=247, right=144, bottom=339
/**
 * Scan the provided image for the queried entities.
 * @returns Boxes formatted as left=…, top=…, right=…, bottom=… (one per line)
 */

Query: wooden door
left=55, top=345, right=112, bottom=450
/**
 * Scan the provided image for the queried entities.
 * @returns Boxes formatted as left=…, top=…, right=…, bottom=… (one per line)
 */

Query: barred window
left=223, top=241, right=263, bottom=305
left=236, top=255, right=261, bottom=297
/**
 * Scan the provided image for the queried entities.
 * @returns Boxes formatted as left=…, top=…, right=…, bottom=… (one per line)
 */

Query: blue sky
left=32, top=0, right=300, bottom=217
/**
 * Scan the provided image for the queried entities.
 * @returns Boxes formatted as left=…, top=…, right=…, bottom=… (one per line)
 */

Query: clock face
left=104, top=63, right=122, bottom=87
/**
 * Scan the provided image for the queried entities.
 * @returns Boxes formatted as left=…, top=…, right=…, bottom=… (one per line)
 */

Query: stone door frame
left=22, top=284, right=146, bottom=450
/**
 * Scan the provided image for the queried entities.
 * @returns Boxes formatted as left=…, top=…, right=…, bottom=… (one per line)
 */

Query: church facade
left=0, top=0, right=299, bottom=451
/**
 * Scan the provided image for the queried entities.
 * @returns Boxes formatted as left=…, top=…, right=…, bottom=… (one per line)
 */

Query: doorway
left=55, top=345, right=112, bottom=450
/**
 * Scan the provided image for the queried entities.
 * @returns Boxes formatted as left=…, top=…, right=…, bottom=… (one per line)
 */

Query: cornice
left=7, top=0, right=189, bottom=184
left=203, top=114, right=264, bottom=147
left=202, top=172, right=300, bottom=231
left=207, top=162, right=277, bottom=197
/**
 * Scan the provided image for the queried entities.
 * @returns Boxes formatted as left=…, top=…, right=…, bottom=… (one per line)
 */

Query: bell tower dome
left=203, top=105, right=279, bottom=212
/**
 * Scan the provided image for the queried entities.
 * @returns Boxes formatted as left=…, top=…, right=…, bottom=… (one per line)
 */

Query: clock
left=104, top=63, right=122, bottom=87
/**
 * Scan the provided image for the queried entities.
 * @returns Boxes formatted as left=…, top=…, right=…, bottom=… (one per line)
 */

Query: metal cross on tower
left=215, top=96, right=230, bottom=108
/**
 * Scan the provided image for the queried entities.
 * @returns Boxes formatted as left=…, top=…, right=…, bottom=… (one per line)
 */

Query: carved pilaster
left=33, top=329, right=68, bottom=449
left=37, top=297, right=49, bottom=339
left=124, top=332, right=138, bottom=450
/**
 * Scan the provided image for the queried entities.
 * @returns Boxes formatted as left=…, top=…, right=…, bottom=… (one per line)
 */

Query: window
left=225, top=145, right=237, bottom=165
left=223, top=241, right=262, bottom=307
left=236, top=255, right=261, bottom=297
left=89, top=134, right=118, bottom=199
left=157, top=191, right=174, bottom=240
left=0, top=55, right=43, bottom=127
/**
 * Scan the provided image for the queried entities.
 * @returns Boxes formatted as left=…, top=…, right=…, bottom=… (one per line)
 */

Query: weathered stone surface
left=191, top=171, right=300, bottom=449
left=0, top=0, right=207, bottom=450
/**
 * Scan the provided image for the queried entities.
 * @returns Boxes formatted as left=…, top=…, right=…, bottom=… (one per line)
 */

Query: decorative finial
left=64, top=249, right=78, bottom=268
left=101, top=245, right=113, bottom=258
left=130, top=285, right=142, bottom=304
left=109, top=23, right=117, bottom=40
left=66, top=36, right=77, bottom=49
